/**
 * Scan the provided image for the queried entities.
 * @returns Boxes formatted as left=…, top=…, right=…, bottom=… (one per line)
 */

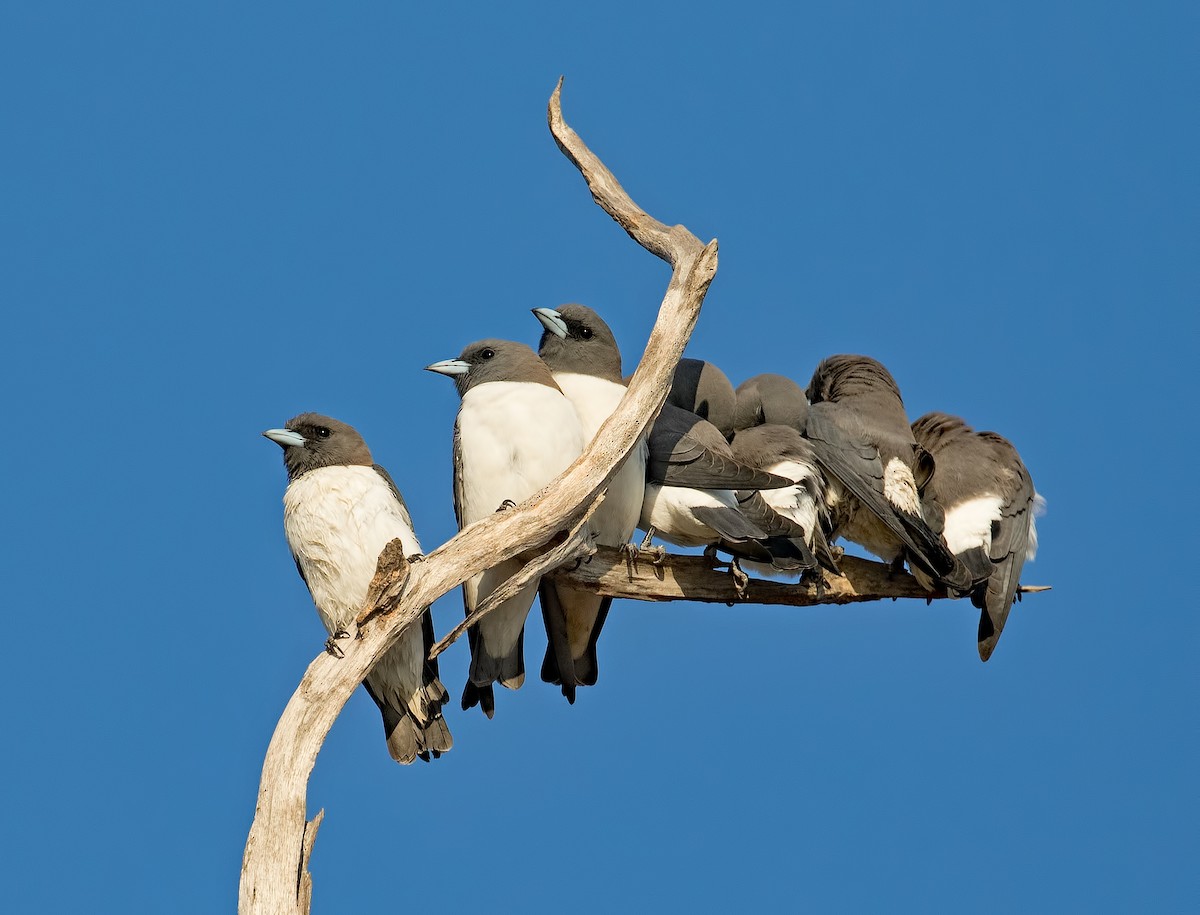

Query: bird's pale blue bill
left=531, top=307, right=568, bottom=338
left=262, top=428, right=306, bottom=448
left=425, top=359, right=470, bottom=376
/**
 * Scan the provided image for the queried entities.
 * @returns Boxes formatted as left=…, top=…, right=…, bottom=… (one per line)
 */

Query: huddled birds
left=263, top=303, right=1043, bottom=762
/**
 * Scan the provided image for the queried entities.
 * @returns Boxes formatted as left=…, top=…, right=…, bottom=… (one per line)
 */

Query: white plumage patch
left=552, top=371, right=647, bottom=545
left=1028, top=493, right=1047, bottom=560
left=760, top=459, right=823, bottom=545
left=882, top=457, right=922, bottom=515
left=457, top=381, right=586, bottom=526
left=942, top=494, right=1004, bottom=555
left=456, top=380, right=587, bottom=669
left=640, top=483, right=741, bottom=547
left=283, top=464, right=426, bottom=714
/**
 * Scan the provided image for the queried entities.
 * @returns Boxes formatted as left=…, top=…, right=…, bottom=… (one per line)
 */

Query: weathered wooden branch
left=552, top=546, right=1050, bottom=606
left=238, top=79, right=717, bottom=915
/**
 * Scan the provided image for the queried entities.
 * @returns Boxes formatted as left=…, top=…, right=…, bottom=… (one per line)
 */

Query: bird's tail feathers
left=692, top=505, right=767, bottom=542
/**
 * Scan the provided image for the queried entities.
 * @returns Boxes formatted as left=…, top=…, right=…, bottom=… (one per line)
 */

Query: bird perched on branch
left=728, top=422, right=840, bottom=580
left=732, top=373, right=810, bottom=437
left=641, top=400, right=794, bottom=550
left=911, top=412, right=1044, bottom=660
left=426, top=339, right=586, bottom=718
left=263, top=413, right=451, bottom=764
left=532, top=304, right=647, bottom=702
left=803, top=355, right=975, bottom=591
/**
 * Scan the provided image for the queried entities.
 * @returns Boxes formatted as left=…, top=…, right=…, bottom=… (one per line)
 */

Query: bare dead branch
left=239, top=80, right=717, bottom=914
left=552, top=546, right=1051, bottom=607
left=428, top=501, right=600, bottom=661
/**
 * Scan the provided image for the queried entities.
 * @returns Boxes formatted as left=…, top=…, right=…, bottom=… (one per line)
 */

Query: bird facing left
left=262, top=413, right=452, bottom=764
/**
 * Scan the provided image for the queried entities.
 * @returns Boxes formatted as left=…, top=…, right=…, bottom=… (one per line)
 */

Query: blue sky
left=3, top=2, right=1196, bottom=912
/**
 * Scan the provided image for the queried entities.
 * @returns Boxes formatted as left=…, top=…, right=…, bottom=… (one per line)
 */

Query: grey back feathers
left=730, top=423, right=821, bottom=475
left=273, top=413, right=373, bottom=482
left=912, top=411, right=1041, bottom=661
left=535, top=303, right=624, bottom=382
left=733, top=374, right=810, bottom=435
left=648, top=402, right=793, bottom=492
left=667, top=358, right=737, bottom=439
left=803, top=355, right=967, bottom=586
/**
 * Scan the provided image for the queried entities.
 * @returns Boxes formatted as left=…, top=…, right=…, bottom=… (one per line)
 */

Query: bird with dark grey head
left=426, top=339, right=586, bottom=718
left=667, top=357, right=738, bottom=440
left=533, top=304, right=648, bottom=701
left=622, top=357, right=737, bottom=439
left=733, top=373, right=810, bottom=436
left=911, top=412, right=1044, bottom=661
left=262, top=413, right=451, bottom=764
left=802, top=354, right=975, bottom=590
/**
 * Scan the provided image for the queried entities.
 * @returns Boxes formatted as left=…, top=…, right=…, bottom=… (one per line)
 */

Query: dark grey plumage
left=640, top=402, right=795, bottom=547
left=729, top=423, right=840, bottom=574
left=802, top=355, right=972, bottom=588
left=912, top=412, right=1043, bottom=661
left=732, top=373, right=810, bottom=437
left=666, top=358, right=738, bottom=440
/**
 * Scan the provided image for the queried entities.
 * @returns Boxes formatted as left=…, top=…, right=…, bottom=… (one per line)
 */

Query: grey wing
left=731, top=491, right=818, bottom=570
left=372, top=463, right=417, bottom=533
left=291, top=552, right=311, bottom=590
left=977, top=460, right=1037, bottom=660
left=451, top=423, right=466, bottom=532
left=806, top=404, right=959, bottom=579
left=451, top=424, right=479, bottom=650
left=649, top=431, right=795, bottom=490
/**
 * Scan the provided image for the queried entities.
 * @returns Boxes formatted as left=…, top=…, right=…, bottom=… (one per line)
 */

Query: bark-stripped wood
left=551, top=546, right=1051, bottom=606
left=239, top=79, right=717, bottom=915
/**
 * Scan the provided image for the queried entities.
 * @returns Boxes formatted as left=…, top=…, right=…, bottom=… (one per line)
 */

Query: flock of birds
left=263, top=303, right=1044, bottom=764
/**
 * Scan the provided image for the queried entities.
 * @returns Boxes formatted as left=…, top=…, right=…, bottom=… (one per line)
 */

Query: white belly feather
left=456, top=381, right=587, bottom=665
left=283, top=465, right=426, bottom=710
left=553, top=372, right=647, bottom=544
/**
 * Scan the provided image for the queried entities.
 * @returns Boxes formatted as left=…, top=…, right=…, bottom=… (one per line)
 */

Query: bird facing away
left=263, top=413, right=451, bottom=764
left=728, top=422, right=839, bottom=578
left=426, top=339, right=586, bottom=718
left=911, top=412, right=1044, bottom=661
left=803, top=354, right=970, bottom=589
left=666, top=357, right=738, bottom=440
left=732, top=373, right=810, bottom=436
left=533, top=304, right=648, bottom=701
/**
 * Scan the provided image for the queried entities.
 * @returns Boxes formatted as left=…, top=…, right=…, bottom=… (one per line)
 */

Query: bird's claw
left=495, top=499, right=517, bottom=513
left=801, top=568, right=827, bottom=600
left=325, top=628, right=352, bottom=658
left=704, top=547, right=750, bottom=598
left=407, top=552, right=427, bottom=564
left=729, top=558, right=750, bottom=599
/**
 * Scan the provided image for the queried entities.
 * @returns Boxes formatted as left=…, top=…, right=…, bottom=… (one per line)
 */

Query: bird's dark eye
left=480, top=348, right=495, bottom=359
left=579, top=327, right=594, bottom=340
left=316, top=427, right=331, bottom=439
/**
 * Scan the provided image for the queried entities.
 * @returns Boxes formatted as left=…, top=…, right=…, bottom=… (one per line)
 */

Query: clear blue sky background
left=3, top=2, right=1196, bottom=912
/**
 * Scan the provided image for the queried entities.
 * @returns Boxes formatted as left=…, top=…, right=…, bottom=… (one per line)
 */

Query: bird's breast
left=283, top=466, right=422, bottom=630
